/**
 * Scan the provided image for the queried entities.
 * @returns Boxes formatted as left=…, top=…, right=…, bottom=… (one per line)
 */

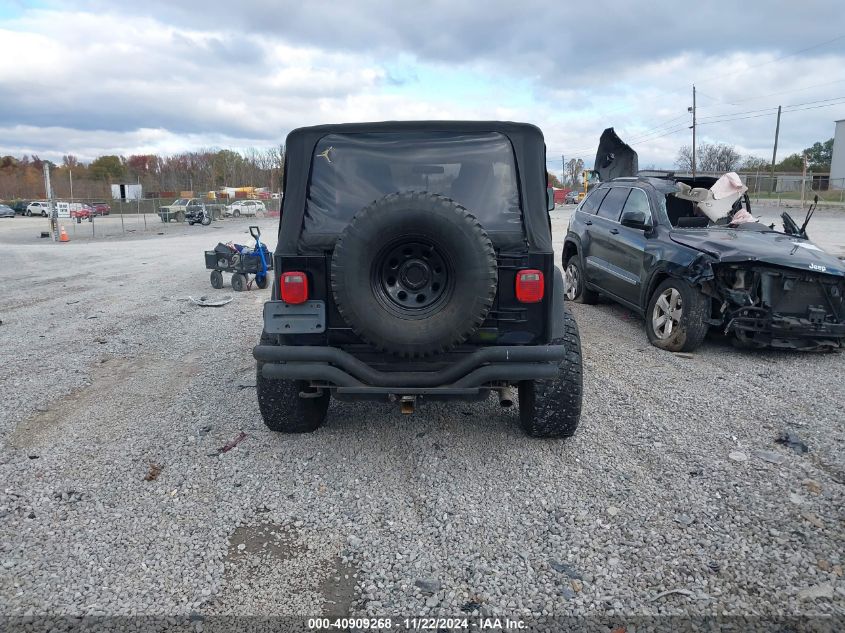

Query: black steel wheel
left=255, top=275, right=269, bottom=289
left=372, top=239, right=450, bottom=315
left=210, top=270, right=224, bottom=289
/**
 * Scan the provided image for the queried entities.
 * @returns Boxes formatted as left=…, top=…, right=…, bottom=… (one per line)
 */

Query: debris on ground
left=236, top=384, right=256, bottom=390
left=674, top=352, right=694, bottom=359
left=650, top=588, right=693, bottom=601
left=198, top=425, right=212, bottom=436
left=189, top=295, right=233, bottom=307
left=219, top=431, right=247, bottom=454
left=776, top=431, right=809, bottom=454
left=728, top=451, right=748, bottom=462
left=144, top=463, right=163, bottom=481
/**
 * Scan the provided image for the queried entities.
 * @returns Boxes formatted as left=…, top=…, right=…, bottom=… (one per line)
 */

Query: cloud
left=0, top=2, right=843, bottom=171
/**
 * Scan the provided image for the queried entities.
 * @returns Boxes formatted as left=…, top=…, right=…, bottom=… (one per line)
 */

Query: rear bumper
left=253, top=344, right=565, bottom=395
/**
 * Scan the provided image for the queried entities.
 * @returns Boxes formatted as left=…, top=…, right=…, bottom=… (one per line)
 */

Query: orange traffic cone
left=59, top=226, right=70, bottom=242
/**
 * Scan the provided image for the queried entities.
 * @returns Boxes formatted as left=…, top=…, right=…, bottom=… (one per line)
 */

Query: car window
left=303, top=131, right=523, bottom=251
left=579, top=187, right=609, bottom=215
left=596, top=187, right=629, bottom=221
left=622, top=188, right=652, bottom=224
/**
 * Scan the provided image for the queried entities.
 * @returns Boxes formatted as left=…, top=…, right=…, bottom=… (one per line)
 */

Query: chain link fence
left=740, top=174, right=845, bottom=206
left=4, top=195, right=282, bottom=240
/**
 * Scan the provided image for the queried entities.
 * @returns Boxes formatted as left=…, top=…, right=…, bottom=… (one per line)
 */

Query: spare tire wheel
left=331, top=192, right=497, bottom=358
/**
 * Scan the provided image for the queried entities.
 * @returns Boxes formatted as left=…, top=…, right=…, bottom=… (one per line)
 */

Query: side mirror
left=620, top=210, right=649, bottom=230
left=546, top=187, right=555, bottom=212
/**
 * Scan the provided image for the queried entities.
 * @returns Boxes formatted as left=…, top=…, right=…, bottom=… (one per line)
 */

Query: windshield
left=172, top=198, right=188, bottom=205
left=300, top=131, right=523, bottom=251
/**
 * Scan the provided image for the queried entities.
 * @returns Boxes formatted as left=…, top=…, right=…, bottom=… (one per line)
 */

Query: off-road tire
left=256, top=332, right=329, bottom=433
left=210, top=270, right=223, bottom=289
left=331, top=191, right=497, bottom=358
left=518, top=308, right=583, bottom=438
left=645, top=277, right=710, bottom=352
left=564, top=254, right=598, bottom=304
left=231, top=273, right=246, bottom=292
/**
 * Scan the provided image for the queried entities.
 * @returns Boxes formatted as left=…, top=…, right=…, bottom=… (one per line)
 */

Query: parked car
left=26, top=201, right=51, bottom=217
left=562, top=128, right=845, bottom=352
left=70, top=204, right=94, bottom=220
left=563, top=190, right=580, bottom=204
left=89, top=201, right=111, bottom=216
left=11, top=200, right=30, bottom=215
left=0, top=204, right=15, bottom=218
left=253, top=121, right=582, bottom=438
left=158, top=198, right=196, bottom=223
left=225, top=200, right=266, bottom=217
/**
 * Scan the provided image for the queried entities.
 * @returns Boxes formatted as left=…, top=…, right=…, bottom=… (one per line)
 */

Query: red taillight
left=516, top=269, right=544, bottom=303
left=280, top=271, right=308, bottom=304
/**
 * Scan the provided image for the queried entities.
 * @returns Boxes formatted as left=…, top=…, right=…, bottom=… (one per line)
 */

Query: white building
left=830, top=119, right=845, bottom=188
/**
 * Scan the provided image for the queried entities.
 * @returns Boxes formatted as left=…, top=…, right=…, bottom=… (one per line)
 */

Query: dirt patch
left=8, top=352, right=202, bottom=449
left=207, top=521, right=357, bottom=617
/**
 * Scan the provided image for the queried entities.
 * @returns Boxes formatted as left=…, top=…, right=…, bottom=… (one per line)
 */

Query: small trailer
left=204, top=226, right=272, bottom=291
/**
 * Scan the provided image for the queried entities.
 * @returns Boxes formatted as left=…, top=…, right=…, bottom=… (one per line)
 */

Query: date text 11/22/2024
left=307, top=617, right=527, bottom=630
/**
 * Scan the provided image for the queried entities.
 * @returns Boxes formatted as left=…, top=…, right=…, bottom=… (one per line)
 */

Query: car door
left=572, top=186, right=609, bottom=286
left=583, top=186, right=629, bottom=298
left=602, top=187, right=653, bottom=307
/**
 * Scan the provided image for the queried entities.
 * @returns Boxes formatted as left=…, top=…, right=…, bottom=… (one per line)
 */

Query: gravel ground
left=0, top=214, right=843, bottom=627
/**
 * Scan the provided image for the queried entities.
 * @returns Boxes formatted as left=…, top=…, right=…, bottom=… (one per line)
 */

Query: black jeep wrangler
left=253, top=121, right=583, bottom=437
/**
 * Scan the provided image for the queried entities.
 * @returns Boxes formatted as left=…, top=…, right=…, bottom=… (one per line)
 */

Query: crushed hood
left=594, top=128, right=638, bottom=181
left=670, top=227, right=845, bottom=277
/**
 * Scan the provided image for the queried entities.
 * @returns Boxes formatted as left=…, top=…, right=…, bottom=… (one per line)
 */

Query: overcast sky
left=1, top=1, right=844, bottom=174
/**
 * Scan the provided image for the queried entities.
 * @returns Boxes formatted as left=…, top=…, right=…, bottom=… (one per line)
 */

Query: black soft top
left=276, top=120, right=553, bottom=254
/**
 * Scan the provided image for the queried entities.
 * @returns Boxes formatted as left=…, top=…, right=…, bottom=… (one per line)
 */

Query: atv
left=253, top=121, right=583, bottom=437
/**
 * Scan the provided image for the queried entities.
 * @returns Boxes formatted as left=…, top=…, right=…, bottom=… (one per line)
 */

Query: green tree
left=803, top=138, right=834, bottom=171
left=547, top=171, right=562, bottom=187
left=775, top=153, right=804, bottom=171
left=89, top=155, right=126, bottom=180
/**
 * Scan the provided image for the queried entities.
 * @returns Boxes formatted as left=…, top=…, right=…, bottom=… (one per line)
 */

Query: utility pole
left=43, top=163, right=57, bottom=241
left=770, top=105, right=782, bottom=194
left=561, top=155, right=565, bottom=186
left=800, top=152, right=808, bottom=210
left=69, top=169, right=73, bottom=203
left=688, top=85, right=697, bottom=178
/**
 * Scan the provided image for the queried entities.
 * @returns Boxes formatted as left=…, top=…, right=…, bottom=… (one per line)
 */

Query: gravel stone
left=0, top=210, right=843, bottom=620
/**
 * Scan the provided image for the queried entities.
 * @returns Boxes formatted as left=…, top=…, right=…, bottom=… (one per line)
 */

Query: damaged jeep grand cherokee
left=563, top=128, right=845, bottom=352
left=254, top=121, right=582, bottom=437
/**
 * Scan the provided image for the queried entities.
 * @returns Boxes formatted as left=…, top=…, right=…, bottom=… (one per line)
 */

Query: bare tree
left=565, top=158, right=584, bottom=188
left=676, top=143, right=741, bottom=173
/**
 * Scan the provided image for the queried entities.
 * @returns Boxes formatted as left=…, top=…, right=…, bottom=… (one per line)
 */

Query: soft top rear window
left=300, top=131, right=523, bottom=251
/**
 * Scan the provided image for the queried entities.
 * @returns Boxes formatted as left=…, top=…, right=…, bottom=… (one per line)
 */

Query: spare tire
left=331, top=192, right=497, bottom=358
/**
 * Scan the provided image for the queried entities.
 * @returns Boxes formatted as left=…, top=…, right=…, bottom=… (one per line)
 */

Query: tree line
left=0, top=147, right=285, bottom=201
left=675, top=137, right=834, bottom=174
left=548, top=136, right=834, bottom=189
